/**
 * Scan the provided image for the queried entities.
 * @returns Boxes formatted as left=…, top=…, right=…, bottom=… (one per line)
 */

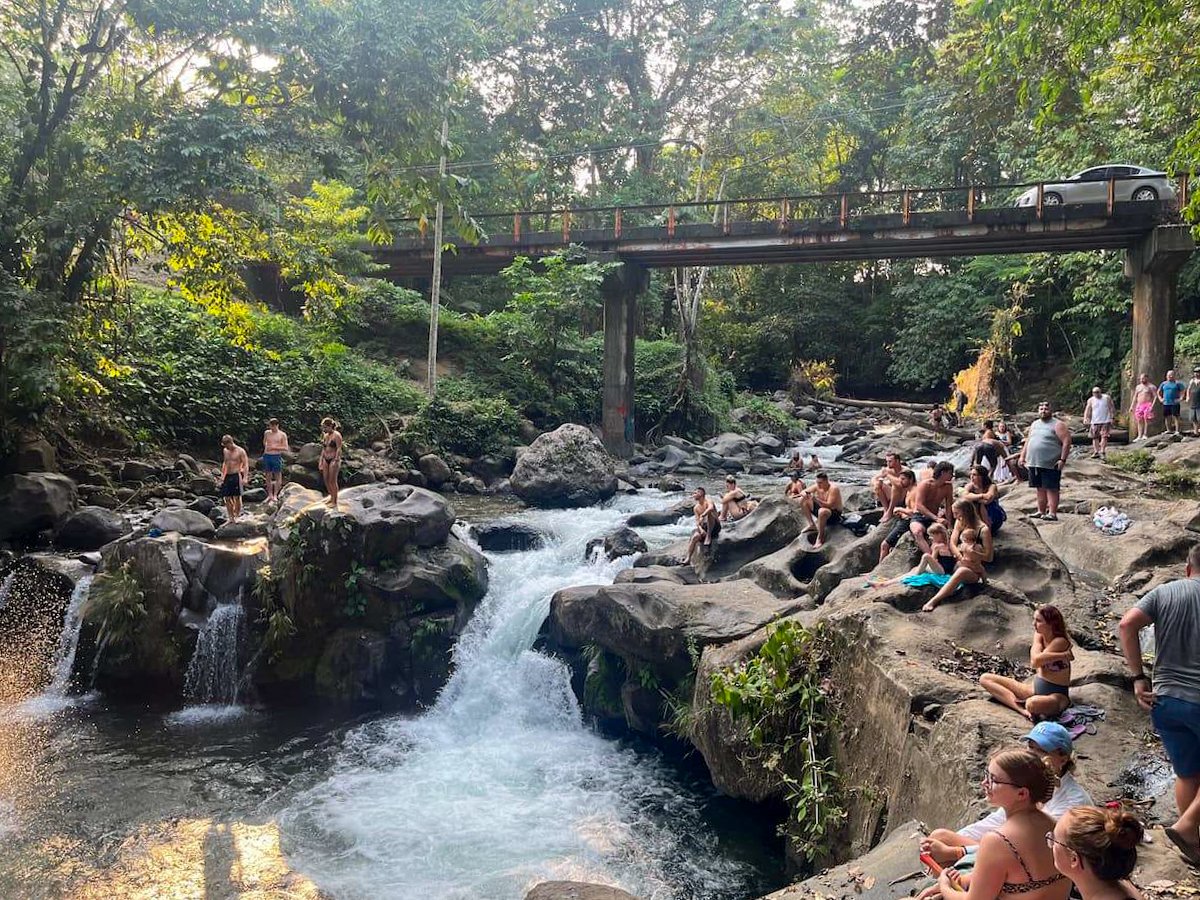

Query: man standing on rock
left=1159, top=369, right=1186, bottom=437
left=219, top=434, right=249, bottom=522
left=1187, top=367, right=1200, bottom=436
left=909, top=461, right=954, bottom=555
left=262, top=418, right=291, bottom=506
left=1130, top=373, right=1158, bottom=441
left=871, top=452, right=906, bottom=522
left=1119, top=544, right=1200, bottom=867
left=686, top=487, right=720, bottom=561
left=1082, top=386, right=1114, bottom=460
left=800, top=471, right=843, bottom=550
left=1019, top=401, right=1071, bottom=522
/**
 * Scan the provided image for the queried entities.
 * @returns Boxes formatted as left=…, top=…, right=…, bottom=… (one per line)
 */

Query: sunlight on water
left=280, top=493, right=757, bottom=900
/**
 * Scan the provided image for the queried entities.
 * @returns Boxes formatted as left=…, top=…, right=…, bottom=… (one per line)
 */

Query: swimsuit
left=1135, top=401, right=1154, bottom=421
left=220, top=473, right=242, bottom=497
left=262, top=453, right=283, bottom=473
left=995, top=832, right=1067, bottom=894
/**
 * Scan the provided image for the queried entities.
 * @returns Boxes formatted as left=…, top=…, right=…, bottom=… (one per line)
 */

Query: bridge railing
left=391, top=174, right=1190, bottom=245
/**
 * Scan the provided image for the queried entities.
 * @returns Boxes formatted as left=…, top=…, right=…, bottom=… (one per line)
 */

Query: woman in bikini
left=980, top=605, right=1074, bottom=721
left=318, top=417, right=343, bottom=507
left=963, top=466, right=1007, bottom=534
left=1049, top=807, right=1145, bottom=900
left=919, top=748, right=1071, bottom=900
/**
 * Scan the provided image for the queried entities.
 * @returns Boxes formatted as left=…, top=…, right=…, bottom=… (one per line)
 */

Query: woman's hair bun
left=1104, top=810, right=1143, bottom=851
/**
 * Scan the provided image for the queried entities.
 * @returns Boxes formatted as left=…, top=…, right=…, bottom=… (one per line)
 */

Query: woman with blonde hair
left=919, top=748, right=1070, bottom=900
left=318, top=417, right=343, bottom=508
left=1048, top=806, right=1145, bottom=900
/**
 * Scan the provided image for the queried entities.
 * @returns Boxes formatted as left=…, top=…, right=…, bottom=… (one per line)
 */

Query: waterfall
left=43, top=574, right=94, bottom=697
left=280, top=496, right=761, bottom=900
left=183, top=603, right=246, bottom=705
left=0, top=571, right=16, bottom=612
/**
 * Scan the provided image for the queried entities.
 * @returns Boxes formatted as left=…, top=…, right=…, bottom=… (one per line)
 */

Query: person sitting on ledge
left=807, top=453, right=823, bottom=472
left=910, top=461, right=956, bottom=556
left=787, top=451, right=804, bottom=472
left=872, top=451, right=906, bottom=522
left=921, top=525, right=988, bottom=613
left=921, top=723, right=1092, bottom=868
left=931, top=405, right=947, bottom=435
left=1049, top=806, right=1146, bottom=900
left=879, top=468, right=919, bottom=562
left=784, top=470, right=806, bottom=501
left=981, top=605, right=1074, bottom=722
left=962, top=465, right=1006, bottom=534
left=686, top=487, right=721, bottom=560
left=800, top=471, right=843, bottom=549
left=917, top=748, right=1070, bottom=900
left=719, top=475, right=758, bottom=522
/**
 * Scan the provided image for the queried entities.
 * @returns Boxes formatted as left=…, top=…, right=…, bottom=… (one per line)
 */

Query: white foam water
left=280, top=495, right=755, bottom=899
left=183, top=603, right=246, bottom=705
left=8, top=575, right=95, bottom=720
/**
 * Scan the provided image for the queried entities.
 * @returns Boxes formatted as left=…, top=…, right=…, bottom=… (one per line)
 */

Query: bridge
left=373, top=181, right=1196, bottom=457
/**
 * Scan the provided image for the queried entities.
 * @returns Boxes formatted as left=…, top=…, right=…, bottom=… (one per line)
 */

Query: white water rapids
left=280, top=494, right=767, bottom=899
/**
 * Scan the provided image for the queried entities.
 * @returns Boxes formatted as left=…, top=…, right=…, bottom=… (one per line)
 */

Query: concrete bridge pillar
left=1123, top=226, right=1196, bottom=431
left=600, top=260, right=648, bottom=458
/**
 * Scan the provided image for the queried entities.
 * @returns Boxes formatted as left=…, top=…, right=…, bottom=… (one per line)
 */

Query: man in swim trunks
left=909, top=461, right=955, bottom=555
left=800, top=471, right=843, bottom=549
left=879, top=468, right=918, bottom=561
left=219, top=434, right=249, bottom=522
left=1187, top=367, right=1200, bottom=436
left=1082, top=386, right=1114, bottom=459
left=1159, top=369, right=1186, bottom=436
left=871, top=452, right=905, bottom=522
left=1130, top=373, right=1158, bottom=441
left=262, top=418, right=291, bottom=506
left=686, top=487, right=721, bottom=561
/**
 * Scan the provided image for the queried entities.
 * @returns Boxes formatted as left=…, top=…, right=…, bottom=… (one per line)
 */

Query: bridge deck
left=373, top=201, right=1176, bottom=277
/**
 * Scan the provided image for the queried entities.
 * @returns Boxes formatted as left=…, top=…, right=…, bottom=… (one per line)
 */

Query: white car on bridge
left=1014, top=165, right=1177, bottom=207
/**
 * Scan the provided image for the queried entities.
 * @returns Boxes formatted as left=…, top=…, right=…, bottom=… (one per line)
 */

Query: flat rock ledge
left=525, top=882, right=639, bottom=900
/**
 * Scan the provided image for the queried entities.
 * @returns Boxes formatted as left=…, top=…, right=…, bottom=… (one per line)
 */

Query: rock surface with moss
left=261, top=482, right=488, bottom=703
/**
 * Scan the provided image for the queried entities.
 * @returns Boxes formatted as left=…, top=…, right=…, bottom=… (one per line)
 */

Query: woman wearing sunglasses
left=919, top=748, right=1071, bottom=900
left=1048, top=807, right=1144, bottom=900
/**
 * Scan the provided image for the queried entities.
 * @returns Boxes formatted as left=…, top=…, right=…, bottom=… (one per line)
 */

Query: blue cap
left=1023, top=721, right=1073, bottom=754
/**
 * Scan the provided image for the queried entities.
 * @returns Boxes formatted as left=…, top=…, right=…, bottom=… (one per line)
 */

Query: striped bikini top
left=995, top=833, right=1067, bottom=894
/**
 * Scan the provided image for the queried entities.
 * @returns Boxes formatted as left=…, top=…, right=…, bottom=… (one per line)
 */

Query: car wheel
left=1132, top=186, right=1158, bottom=202
left=1041, top=191, right=1063, bottom=206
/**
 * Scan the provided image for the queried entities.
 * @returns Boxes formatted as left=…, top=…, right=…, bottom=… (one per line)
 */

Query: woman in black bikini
left=920, top=748, right=1070, bottom=900
left=980, top=605, right=1073, bottom=721
left=1049, top=806, right=1145, bottom=900
left=318, top=417, right=343, bottom=507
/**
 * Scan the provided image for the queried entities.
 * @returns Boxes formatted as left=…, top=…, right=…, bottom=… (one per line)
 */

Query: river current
left=0, top=491, right=792, bottom=899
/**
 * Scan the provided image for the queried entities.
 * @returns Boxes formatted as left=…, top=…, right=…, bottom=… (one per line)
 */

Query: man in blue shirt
left=1159, top=369, right=1186, bottom=436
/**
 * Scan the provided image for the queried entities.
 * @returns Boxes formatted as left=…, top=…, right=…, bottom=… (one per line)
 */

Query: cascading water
left=182, top=603, right=246, bottom=705
left=0, top=571, right=15, bottom=612
left=9, top=574, right=96, bottom=719
left=280, top=495, right=768, bottom=899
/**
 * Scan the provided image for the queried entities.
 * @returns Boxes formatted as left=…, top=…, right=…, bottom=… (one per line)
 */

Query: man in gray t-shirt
left=1120, top=544, right=1200, bottom=865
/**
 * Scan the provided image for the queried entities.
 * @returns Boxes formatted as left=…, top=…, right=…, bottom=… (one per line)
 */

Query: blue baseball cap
left=1023, top=721, right=1073, bottom=754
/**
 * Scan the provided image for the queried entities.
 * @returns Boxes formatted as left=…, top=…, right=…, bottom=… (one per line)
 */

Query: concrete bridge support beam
left=600, top=260, right=649, bottom=458
left=1124, top=226, right=1196, bottom=431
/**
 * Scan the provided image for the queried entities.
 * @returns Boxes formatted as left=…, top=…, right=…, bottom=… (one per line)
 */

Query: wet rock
left=56, top=506, right=129, bottom=550
left=8, top=436, right=57, bottom=473
left=314, top=628, right=388, bottom=702
left=584, top=526, right=648, bottom=562
left=0, top=472, right=79, bottom=542
left=456, top=476, right=485, bottom=494
left=656, top=475, right=685, bottom=492
left=625, top=499, right=691, bottom=527
left=215, top=516, right=268, bottom=540
left=469, top=452, right=515, bottom=482
left=119, top=460, right=161, bottom=483
left=242, top=487, right=268, bottom=504
left=469, top=520, right=546, bottom=552
left=177, top=536, right=268, bottom=612
left=187, top=497, right=216, bottom=515
left=612, top=564, right=699, bottom=586
left=175, top=454, right=201, bottom=476
left=511, top=424, right=618, bottom=508
left=693, top=497, right=808, bottom=579
left=704, top=432, right=753, bottom=457
left=149, top=508, right=216, bottom=539
left=525, top=883, right=638, bottom=900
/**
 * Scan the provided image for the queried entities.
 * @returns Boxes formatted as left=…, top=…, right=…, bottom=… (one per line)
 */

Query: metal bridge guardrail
left=386, top=174, right=1191, bottom=246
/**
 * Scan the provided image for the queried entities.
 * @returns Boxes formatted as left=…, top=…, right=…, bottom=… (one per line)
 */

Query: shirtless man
left=871, top=452, right=905, bottom=522
left=219, top=434, right=249, bottom=522
left=719, top=475, right=758, bottom=522
left=686, top=487, right=721, bottom=560
left=879, top=468, right=918, bottom=561
left=784, top=471, right=806, bottom=501
left=261, top=418, right=291, bottom=505
left=800, top=472, right=843, bottom=549
left=1130, top=373, right=1158, bottom=441
left=909, top=461, right=955, bottom=555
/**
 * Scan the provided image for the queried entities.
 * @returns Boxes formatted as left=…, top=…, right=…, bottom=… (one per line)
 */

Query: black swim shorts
left=220, top=474, right=243, bottom=497
left=1027, top=466, right=1061, bottom=491
left=883, top=517, right=911, bottom=547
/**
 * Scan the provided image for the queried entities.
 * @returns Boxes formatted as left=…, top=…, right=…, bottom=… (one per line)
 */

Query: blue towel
left=902, top=573, right=953, bottom=588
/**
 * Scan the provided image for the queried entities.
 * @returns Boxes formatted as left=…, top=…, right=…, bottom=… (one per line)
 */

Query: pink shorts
left=1135, top=402, right=1154, bottom=422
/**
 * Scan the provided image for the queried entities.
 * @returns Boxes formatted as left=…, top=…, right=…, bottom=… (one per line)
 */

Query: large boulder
left=0, top=473, right=78, bottom=542
left=8, top=436, right=57, bottom=473
left=56, top=506, right=129, bottom=550
left=149, top=508, right=217, bottom=539
left=625, top=500, right=691, bottom=527
left=525, top=884, right=638, bottom=900
left=585, top=526, right=648, bottom=561
left=469, top=520, right=547, bottom=552
left=704, top=432, right=753, bottom=457
left=510, top=424, right=617, bottom=508
left=177, top=537, right=268, bottom=612
left=693, top=497, right=808, bottom=579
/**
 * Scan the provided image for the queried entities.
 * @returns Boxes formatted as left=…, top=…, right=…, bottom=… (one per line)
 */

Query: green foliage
left=253, top=566, right=296, bottom=662
left=84, top=563, right=148, bottom=652
left=76, top=288, right=423, bottom=448
left=344, top=562, right=368, bottom=617
left=710, top=620, right=846, bottom=861
left=735, top=394, right=801, bottom=438
left=399, top=391, right=521, bottom=458
left=1109, top=450, right=1155, bottom=475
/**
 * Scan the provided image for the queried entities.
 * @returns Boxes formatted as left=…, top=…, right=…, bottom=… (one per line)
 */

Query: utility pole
left=425, top=107, right=450, bottom=397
